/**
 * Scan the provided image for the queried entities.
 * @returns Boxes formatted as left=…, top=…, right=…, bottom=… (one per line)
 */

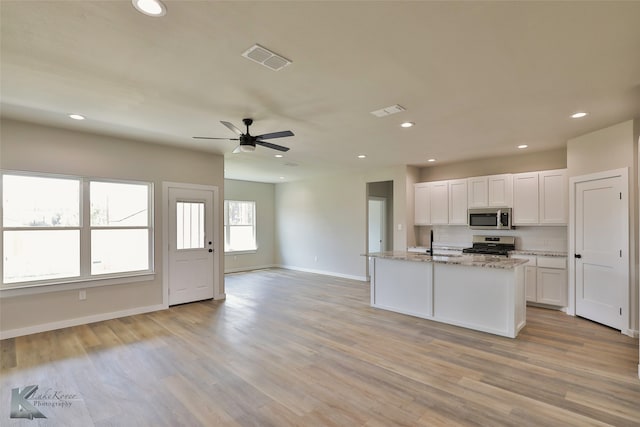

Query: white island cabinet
left=368, top=253, right=527, bottom=338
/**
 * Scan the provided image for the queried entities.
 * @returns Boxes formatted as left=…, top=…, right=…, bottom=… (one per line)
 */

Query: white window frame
left=224, top=200, right=257, bottom=254
left=1, top=170, right=154, bottom=295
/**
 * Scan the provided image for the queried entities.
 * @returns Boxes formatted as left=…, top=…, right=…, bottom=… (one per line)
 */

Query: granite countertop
left=509, top=250, right=568, bottom=257
left=366, top=251, right=528, bottom=270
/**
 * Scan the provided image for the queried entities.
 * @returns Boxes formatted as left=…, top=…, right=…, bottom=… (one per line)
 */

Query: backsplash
left=417, top=225, right=567, bottom=252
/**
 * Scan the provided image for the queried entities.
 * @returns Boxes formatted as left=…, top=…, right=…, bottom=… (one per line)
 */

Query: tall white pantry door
left=574, top=171, right=628, bottom=331
left=168, top=186, right=215, bottom=305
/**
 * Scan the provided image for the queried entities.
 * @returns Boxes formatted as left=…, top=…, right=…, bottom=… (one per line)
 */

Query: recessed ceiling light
left=279, top=176, right=285, bottom=180
left=68, top=114, right=85, bottom=120
left=400, top=122, right=414, bottom=128
left=274, top=154, right=284, bottom=158
left=132, top=0, right=166, bottom=17
left=427, top=158, right=436, bottom=162
left=571, top=112, right=588, bottom=119
left=518, top=144, right=528, bottom=149
left=358, top=154, right=367, bottom=159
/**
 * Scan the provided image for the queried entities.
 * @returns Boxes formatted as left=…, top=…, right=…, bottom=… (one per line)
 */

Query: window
left=1, top=172, right=153, bottom=287
left=176, top=201, right=205, bottom=250
left=224, top=200, right=256, bottom=252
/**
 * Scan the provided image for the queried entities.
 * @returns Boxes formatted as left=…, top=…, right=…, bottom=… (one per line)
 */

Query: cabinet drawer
left=537, top=256, right=566, bottom=269
left=510, top=255, right=536, bottom=266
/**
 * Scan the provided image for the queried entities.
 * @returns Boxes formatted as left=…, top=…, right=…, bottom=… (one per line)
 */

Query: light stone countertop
left=509, top=250, right=568, bottom=257
left=366, top=251, right=529, bottom=270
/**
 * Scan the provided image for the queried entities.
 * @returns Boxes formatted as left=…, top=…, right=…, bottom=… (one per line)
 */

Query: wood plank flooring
left=1, top=268, right=639, bottom=426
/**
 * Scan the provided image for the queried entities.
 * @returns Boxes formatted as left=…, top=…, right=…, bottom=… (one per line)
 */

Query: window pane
left=2, top=175, right=79, bottom=227
left=3, top=230, right=80, bottom=283
left=91, top=229, right=149, bottom=275
left=228, top=201, right=254, bottom=225
left=91, top=182, right=148, bottom=226
left=228, top=226, right=256, bottom=251
left=176, top=201, right=204, bottom=250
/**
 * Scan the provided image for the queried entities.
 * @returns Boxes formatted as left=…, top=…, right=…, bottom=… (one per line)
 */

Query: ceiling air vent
left=370, top=104, right=406, bottom=118
left=242, top=44, right=292, bottom=71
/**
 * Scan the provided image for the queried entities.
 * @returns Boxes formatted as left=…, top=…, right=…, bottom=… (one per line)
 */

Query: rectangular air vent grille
left=242, top=44, right=292, bottom=71
left=370, top=104, right=406, bottom=117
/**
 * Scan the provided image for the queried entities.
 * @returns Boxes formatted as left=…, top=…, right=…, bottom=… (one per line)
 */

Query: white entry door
left=368, top=197, right=386, bottom=253
left=574, top=172, right=628, bottom=330
left=168, top=187, right=215, bottom=305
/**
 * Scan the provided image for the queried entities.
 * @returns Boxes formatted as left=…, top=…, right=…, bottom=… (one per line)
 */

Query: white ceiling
left=2, top=1, right=640, bottom=183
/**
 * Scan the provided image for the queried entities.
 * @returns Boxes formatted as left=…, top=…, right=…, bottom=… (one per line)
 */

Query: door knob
left=575, top=254, right=582, bottom=259
left=209, top=249, right=213, bottom=253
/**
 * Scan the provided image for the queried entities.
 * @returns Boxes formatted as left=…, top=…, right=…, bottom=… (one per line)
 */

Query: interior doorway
left=367, top=181, right=393, bottom=254
left=569, top=168, right=629, bottom=332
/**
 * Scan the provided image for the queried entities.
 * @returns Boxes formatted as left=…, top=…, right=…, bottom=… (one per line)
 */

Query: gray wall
left=224, top=179, right=276, bottom=272
left=420, top=148, right=567, bottom=182
left=0, top=119, right=225, bottom=336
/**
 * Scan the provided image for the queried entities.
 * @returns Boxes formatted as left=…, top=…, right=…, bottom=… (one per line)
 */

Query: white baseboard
left=224, top=264, right=277, bottom=274
left=623, top=328, right=639, bottom=338
left=0, top=303, right=165, bottom=340
left=277, top=265, right=368, bottom=282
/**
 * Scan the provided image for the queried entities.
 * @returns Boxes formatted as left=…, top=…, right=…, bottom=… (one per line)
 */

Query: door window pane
left=91, top=229, right=149, bottom=275
left=91, top=182, right=148, bottom=226
left=176, top=201, right=205, bottom=250
left=2, top=175, right=79, bottom=227
left=3, top=230, right=80, bottom=283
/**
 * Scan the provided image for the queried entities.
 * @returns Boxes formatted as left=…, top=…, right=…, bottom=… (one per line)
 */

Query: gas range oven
left=462, top=235, right=515, bottom=257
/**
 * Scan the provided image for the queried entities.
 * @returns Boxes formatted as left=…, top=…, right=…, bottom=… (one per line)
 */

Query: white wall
left=224, top=179, right=276, bottom=272
left=275, top=166, right=411, bottom=281
left=567, top=119, right=639, bottom=336
left=0, top=119, right=225, bottom=337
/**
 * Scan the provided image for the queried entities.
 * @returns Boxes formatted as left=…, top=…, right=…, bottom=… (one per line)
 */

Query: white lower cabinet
left=510, top=255, right=567, bottom=307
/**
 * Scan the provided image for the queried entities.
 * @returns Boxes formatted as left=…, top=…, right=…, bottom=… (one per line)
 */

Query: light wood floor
left=1, top=268, right=639, bottom=426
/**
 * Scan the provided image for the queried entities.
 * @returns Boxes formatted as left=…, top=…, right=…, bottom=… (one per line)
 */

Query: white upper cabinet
left=513, top=169, right=568, bottom=226
left=467, top=176, right=488, bottom=208
left=488, top=174, right=513, bottom=207
left=430, top=181, right=449, bottom=224
left=467, top=174, right=512, bottom=208
left=539, top=169, right=568, bottom=224
left=414, top=182, right=431, bottom=226
left=448, top=179, right=468, bottom=225
left=513, top=172, right=539, bottom=225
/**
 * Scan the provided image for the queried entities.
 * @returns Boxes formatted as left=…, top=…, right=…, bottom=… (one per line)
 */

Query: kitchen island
left=367, top=252, right=528, bottom=338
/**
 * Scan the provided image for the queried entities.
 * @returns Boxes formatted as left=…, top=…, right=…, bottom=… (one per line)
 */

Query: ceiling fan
left=193, top=118, right=293, bottom=153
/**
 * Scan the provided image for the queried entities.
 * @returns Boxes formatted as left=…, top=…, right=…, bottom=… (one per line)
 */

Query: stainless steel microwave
left=468, top=208, right=513, bottom=230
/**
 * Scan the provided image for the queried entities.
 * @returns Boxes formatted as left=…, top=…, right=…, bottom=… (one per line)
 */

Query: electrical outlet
left=79, top=290, right=86, bottom=301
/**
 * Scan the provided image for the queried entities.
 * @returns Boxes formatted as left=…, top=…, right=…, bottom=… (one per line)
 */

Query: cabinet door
left=525, top=266, right=538, bottom=302
left=513, top=172, right=539, bottom=225
left=430, top=181, right=449, bottom=224
left=488, top=174, right=513, bottom=207
left=467, top=176, right=488, bottom=208
left=537, top=267, right=568, bottom=306
left=448, top=179, right=468, bottom=225
left=539, top=169, right=568, bottom=225
left=414, top=183, right=431, bottom=225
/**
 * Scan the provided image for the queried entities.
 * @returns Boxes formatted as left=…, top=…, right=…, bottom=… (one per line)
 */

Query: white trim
left=278, top=264, right=368, bottom=282
left=224, top=264, right=277, bottom=274
left=162, top=182, right=221, bottom=308
left=0, top=303, right=165, bottom=340
left=623, top=328, right=639, bottom=338
left=0, top=273, right=154, bottom=298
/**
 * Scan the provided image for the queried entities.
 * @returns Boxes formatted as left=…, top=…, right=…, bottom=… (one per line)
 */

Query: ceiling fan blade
left=255, top=140, right=290, bottom=152
left=193, top=136, right=239, bottom=140
left=221, top=121, right=243, bottom=135
left=232, top=145, right=242, bottom=154
left=256, top=130, right=294, bottom=140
